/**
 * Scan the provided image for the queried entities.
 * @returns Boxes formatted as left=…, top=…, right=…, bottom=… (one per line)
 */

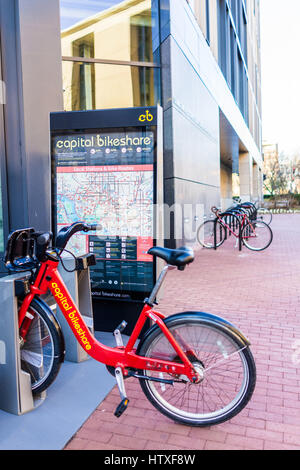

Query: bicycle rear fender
left=137, top=311, right=251, bottom=354
left=32, top=297, right=66, bottom=363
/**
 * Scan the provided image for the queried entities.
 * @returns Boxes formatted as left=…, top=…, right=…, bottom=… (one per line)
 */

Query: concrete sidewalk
left=65, top=214, right=300, bottom=451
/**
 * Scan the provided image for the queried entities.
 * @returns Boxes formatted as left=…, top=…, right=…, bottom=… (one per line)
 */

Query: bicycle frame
left=217, top=212, right=256, bottom=239
left=18, top=259, right=199, bottom=382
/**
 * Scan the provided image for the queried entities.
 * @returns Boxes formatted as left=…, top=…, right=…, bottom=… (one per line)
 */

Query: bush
left=292, top=194, right=300, bottom=204
left=263, top=193, right=300, bottom=209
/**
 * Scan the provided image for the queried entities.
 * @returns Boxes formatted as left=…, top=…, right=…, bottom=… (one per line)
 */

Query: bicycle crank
left=114, top=367, right=129, bottom=418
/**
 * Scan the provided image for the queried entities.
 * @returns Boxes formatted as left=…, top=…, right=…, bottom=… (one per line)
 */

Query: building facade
left=59, top=0, right=263, bottom=246
left=0, top=0, right=263, bottom=271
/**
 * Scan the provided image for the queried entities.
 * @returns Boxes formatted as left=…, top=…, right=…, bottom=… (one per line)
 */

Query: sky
left=260, top=0, right=300, bottom=157
left=60, top=0, right=119, bottom=29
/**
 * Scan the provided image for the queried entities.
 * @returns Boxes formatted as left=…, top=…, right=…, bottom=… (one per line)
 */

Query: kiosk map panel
left=52, top=126, right=156, bottom=299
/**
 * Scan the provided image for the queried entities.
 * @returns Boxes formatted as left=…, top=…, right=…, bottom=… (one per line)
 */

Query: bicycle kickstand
left=114, top=367, right=130, bottom=418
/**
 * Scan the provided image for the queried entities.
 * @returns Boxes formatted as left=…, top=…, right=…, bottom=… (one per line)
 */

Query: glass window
left=217, top=0, right=249, bottom=124
left=62, top=61, right=159, bottom=111
left=60, top=0, right=161, bottom=111
left=61, top=0, right=159, bottom=63
left=205, top=0, right=210, bottom=44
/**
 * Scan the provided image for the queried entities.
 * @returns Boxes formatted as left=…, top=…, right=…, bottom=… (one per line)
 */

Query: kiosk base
left=0, top=273, right=46, bottom=415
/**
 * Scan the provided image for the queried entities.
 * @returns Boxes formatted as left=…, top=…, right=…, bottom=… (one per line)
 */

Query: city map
left=56, top=164, right=154, bottom=256
left=53, top=127, right=156, bottom=295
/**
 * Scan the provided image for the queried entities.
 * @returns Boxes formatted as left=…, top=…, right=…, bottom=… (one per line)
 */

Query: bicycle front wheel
left=242, top=220, right=273, bottom=251
left=137, top=314, right=256, bottom=426
left=257, top=208, right=272, bottom=225
left=19, top=299, right=64, bottom=395
left=197, top=220, right=225, bottom=249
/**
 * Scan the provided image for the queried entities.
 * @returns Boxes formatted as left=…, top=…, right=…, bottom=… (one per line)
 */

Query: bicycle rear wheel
left=137, top=314, right=256, bottom=426
left=197, top=220, right=225, bottom=249
left=257, top=208, right=272, bottom=225
left=19, top=299, right=64, bottom=395
left=242, top=220, right=273, bottom=251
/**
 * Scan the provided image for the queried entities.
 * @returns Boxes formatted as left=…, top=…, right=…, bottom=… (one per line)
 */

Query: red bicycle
left=5, top=222, right=256, bottom=427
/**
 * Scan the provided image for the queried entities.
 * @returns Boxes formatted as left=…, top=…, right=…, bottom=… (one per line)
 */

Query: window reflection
left=63, top=61, right=158, bottom=110
left=61, top=0, right=158, bottom=63
left=60, top=0, right=121, bottom=30
left=60, top=0, right=161, bottom=111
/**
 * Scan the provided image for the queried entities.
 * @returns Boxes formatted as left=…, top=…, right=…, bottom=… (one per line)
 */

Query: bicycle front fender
left=32, top=297, right=66, bottom=363
left=137, top=310, right=251, bottom=355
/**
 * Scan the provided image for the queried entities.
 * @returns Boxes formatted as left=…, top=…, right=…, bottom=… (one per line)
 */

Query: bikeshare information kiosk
left=50, top=106, right=164, bottom=334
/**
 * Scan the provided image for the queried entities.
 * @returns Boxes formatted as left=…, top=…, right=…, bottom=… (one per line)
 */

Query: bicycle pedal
left=115, top=320, right=127, bottom=333
left=114, top=397, right=130, bottom=418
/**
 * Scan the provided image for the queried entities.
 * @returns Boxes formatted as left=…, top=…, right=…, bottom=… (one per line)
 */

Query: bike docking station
left=50, top=105, right=165, bottom=339
left=0, top=272, right=46, bottom=415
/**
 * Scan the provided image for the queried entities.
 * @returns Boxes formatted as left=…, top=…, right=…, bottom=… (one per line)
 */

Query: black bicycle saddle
left=148, top=246, right=194, bottom=270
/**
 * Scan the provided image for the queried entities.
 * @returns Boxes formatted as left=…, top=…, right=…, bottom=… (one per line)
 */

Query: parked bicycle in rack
left=4, top=222, right=256, bottom=427
left=197, top=203, right=273, bottom=252
left=230, top=197, right=273, bottom=226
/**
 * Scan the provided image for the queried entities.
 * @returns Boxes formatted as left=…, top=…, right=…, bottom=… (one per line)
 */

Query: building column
left=220, top=163, right=233, bottom=210
left=252, top=162, right=260, bottom=202
left=231, top=138, right=240, bottom=199
left=239, top=152, right=253, bottom=201
left=258, top=168, right=264, bottom=201
left=0, top=0, right=63, bottom=232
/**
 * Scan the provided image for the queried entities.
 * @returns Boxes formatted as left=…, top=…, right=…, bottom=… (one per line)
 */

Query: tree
left=264, top=154, right=287, bottom=196
left=289, top=153, right=300, bottom=193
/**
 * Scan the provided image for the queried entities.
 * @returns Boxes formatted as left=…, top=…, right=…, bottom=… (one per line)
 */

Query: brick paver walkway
left=65, top=215, right=300, bottom=451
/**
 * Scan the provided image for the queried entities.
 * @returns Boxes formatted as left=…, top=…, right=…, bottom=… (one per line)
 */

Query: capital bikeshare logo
left=138, top=109, right=153, bottom=122
left=52, top=282, right=92, bottom=351
left=55, top=133, right=153, bottom=151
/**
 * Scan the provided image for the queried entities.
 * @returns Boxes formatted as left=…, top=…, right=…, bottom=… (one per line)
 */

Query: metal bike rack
left=213, top=213, right=243, bottom=251
left=0, top=272, right=46, bottom=415
left=50, top=256, right=94, bottom=363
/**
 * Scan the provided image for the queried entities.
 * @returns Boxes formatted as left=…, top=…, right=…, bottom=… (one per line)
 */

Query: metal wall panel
left=160, top=1, right=221, bottom=247
left=0, top=0, right=63, bottom=240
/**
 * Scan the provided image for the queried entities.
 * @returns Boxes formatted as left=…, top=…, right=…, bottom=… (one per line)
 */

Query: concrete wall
left=0, top=0, right=63, bottom=235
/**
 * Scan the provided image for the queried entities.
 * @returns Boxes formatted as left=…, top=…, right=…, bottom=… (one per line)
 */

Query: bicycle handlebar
left=211, top=206, right=220, bottom=215
left=55, top=222, right=102, bottom=252
left=87, top=224, right=102, bottom=231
